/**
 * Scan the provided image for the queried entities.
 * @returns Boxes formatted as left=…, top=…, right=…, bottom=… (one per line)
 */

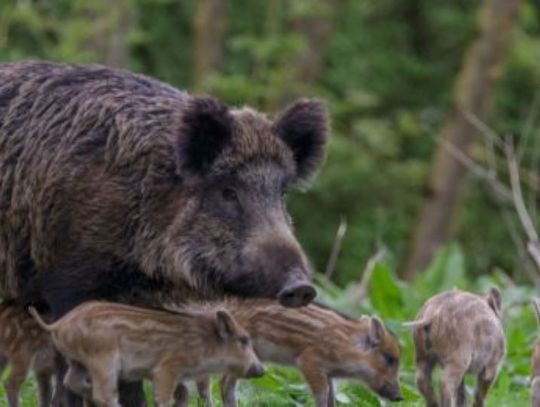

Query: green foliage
left=10, top=245, right=537, bottom=405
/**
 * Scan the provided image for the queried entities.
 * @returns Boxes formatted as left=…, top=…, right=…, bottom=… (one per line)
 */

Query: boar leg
left=220, top=375, right=238, bottom=407
left=196, top=377, right=213, bottom=407
left=472, top=367, right=496, bottom=407
left=439, top=362, right=467, bottom=407
left=416, top=360, right=438, bottom=407
left=5, top=351, right=32, bottom=407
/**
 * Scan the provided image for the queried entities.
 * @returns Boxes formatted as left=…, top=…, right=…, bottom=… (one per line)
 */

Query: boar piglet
left=531, top=299, right=540, bottom=407
left=29, top=301, right=264, bottom=407
left=405, top=288, right=505, bottom=407
left=184, top=299, right=401, bottom=407
left=0, top=303, right=58, bottom=407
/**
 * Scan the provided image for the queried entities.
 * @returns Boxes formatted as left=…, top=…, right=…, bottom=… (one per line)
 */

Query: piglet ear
left=359, top=316, right=385, bottom=350
left=272, top=99, right=329, bottom=184
left=487, top=287, right=502, bottom=316
left=179, top=96, right=233, bottom=173
left=368, top=317, right=385, bottom=346
left=215, top=310, right=235, bottom=341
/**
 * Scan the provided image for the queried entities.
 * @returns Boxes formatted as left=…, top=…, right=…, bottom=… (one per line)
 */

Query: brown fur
left=173, top=299, right=401, bottom=407
left=29, top=301, right=263, bottom=407
left=407, top=288, right=505, bottom=407
left=0, top=303, right=59, bottom=407
left=531, top=299, right=540, bottom=407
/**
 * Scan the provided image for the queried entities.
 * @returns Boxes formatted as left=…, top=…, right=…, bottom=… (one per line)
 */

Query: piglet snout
left=278, top=273, right=316, bottom=308
left=245, top=363, right=265, bottom=378
left=378, top=381, right=402, bottom=402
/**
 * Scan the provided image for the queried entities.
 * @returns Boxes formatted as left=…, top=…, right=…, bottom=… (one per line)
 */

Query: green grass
left=7, top=245, right=538, bottom=406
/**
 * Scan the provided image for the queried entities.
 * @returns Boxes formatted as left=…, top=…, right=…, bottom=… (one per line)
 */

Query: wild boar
left=29, top=301, right=264, bottom=407
left=0, top=61, right=328, bottom=405
left=531, top=299, right=540, bottom=407
left=405, top=288, right=505, bottom=407
left=0, top=303, right=59, bottom=407
left=0, top=61, right=328, bottom=313
left=173, top=299, right=402, bottom=407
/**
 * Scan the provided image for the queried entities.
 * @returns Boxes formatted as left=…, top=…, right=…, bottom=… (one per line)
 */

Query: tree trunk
left=271, top=0, right=341, bottom=108
left=402, top=0, right=521, bottom=279
left=192, top=0, right=229, bottom=89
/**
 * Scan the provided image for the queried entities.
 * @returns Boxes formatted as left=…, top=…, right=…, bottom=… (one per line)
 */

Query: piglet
left=29, top=301, right=264, bottom=407
left=405, top=288, right=505, bottom=407
left=182, top=299, right=402, bottom=407
left=0, top=303, right=59, bottom=407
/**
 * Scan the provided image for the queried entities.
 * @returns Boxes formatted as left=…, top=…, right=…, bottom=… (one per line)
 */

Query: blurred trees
left=2, top=0, right=540, bottom=285
left=403, top=0, right=522, bottom=279
left=192, top=0, right=228, bottom=88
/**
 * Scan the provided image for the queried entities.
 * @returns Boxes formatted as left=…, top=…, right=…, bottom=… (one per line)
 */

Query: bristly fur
left=272, top=98, right=329, bottom=185
left=0, top=61, right=329, bottom=304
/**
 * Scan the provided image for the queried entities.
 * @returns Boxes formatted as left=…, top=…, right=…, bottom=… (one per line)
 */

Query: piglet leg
left=327, top=378, right=335, bottom=407
left=219, top=375, right=238, bottom=407
left=298, top=352, right=329, bottom=407
left=416, top=360, right=438, bottom=407
left=473, top=367, right=496, bottom=407
left=36, top=370, right=52, bottom=407
left=196, top=377, right=213, bottom=407
left=153, top=363, right=179, bottom=407
left=5, top=352, right=32, bottom=407
left=456, top=379, right=466, bottom=407
left=439, top=362, right=467, bottom=407
left=87, top=361, right=120, bottom=407
left=172, top=382, right=189, bottom=407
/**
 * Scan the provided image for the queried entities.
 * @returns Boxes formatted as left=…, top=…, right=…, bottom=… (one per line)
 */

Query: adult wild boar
left=0, top=61, right=328, bottom=405
left=0, top=61, right=328, bottom=313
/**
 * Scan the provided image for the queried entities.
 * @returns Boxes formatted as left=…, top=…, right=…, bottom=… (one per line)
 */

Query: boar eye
left=221, top=188, right=239, bottom=203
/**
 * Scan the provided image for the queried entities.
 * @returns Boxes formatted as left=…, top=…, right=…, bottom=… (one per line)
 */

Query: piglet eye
left=384, top=354, right=396, bottom=366
left=222, top=188, right=238, bottom=203
left=238, top=335, right=250, bottom=348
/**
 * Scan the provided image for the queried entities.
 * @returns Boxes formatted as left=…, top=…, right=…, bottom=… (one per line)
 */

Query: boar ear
left=179, top=96, right=233, bottom=173
left=215, top=310, right=235, bottom=341
left=272, top=99, right=329, bottom=184
left=487, top=287, right=502, bottom=315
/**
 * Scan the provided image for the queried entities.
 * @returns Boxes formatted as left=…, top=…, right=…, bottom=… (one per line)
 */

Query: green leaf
left=369, top=263, right=404, bottom=319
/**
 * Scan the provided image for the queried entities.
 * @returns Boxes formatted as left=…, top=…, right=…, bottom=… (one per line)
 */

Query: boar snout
left=377, top=381, right=402, bottom=402
left=245, top=363, right=265, bottom=378
left=278, top=273, right=316, bottom=307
